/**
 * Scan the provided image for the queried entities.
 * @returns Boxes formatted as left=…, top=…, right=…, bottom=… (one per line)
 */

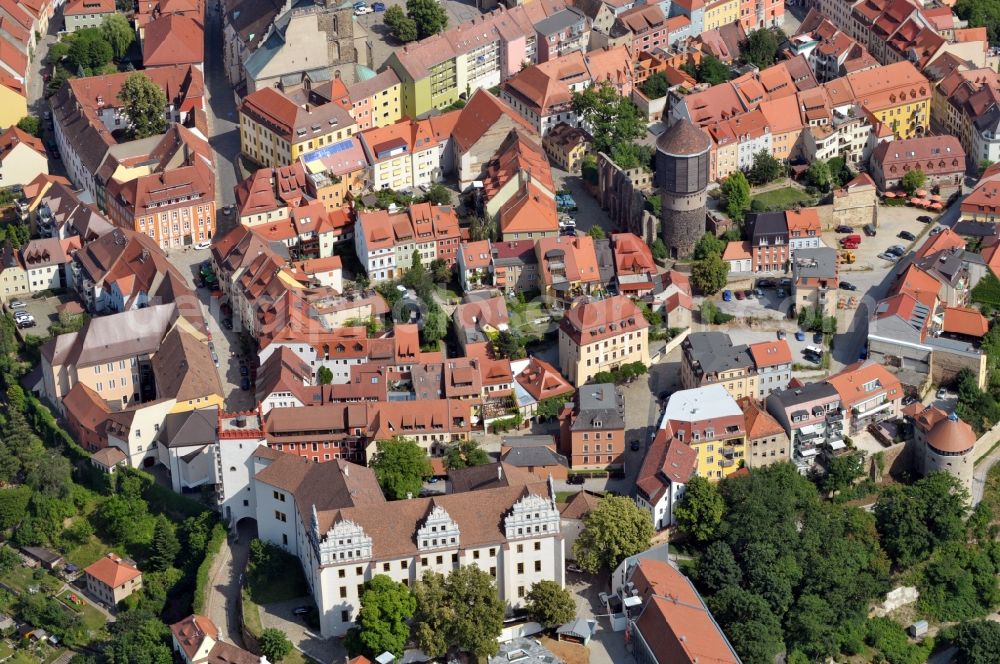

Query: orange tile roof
left=142, top=13, right=204, bottom=67
left=785, top=207, right=820, bottom=235
left=516, top=356, right=574, bottom=402
left=913, top=227, right=965, bottom=262
left=722, top=240, right=751, bottom=261
left=739, top=396, right=785, bottom=439
left=748, top=340, right=792, bottom=368
left=497, top=182, right=558, bottom=235
left=825, top=361, right=903, bottom=409
left=536, top=234, right=600, bottom=286
left=85, top=553, right=141, bottom=588
left=759, top=95, right=803, bottom=135
left=942, top=306, right=988, bottom=338
left=452, top=89, right=536, bottom=153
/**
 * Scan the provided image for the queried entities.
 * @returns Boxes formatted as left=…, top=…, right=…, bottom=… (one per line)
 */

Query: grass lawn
left=63, top=535, right=114, bottom=569
left=555, top=490, right=579, bottom=503
left=58, top=590, right=108, bottom=633
left=0, top=640, right=12, bottom=659
left=751, top=186, right=814, bottom=211
left=246, top=543, right=310, bottom=604
left=241, top=589, right=263, bottom=637
left=0, top=564, right=41, bottom=594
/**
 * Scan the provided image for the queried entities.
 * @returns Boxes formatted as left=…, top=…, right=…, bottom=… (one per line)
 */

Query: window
left=274, top=511, right=286, bottom=522
left=518, top=586, right=525, bottom=598
left=383, top=563, right=390, bottom=571
left=516, top=544, right=523, bottom=553
left=534, top=542, right=541, bottom=551
left=339, top=569, right=346, bottom=578
left=340, top=587, right=347, bottom=598
left=534, top=561, right=542, bottom=572
left=517, top=563, right=524, bottom=574
left=473, top=550, right=480, bottom=559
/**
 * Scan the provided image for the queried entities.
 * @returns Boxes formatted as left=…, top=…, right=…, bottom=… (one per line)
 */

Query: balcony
left=722, top=446, right=735, bottom=457
left=720, top=459, right=735, bottom=468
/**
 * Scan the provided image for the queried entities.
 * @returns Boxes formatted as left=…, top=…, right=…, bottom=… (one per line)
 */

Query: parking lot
left=7, top=293, right=62, bottom=336
left=820, top=202, right=937, bottom=273
left=355, top=0, right=484, bottom=72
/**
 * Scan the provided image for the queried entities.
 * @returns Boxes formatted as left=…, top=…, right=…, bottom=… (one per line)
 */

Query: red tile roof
left=85, top=553, right=141, bottom=588
left=142, top=14, right=204, bottom=68
left=942, top=306, right=988, bottom=338
left=560, top=295, right=647, bottom=345
left=516, top=356, right=574, bottom=402
left=748, top=340, right=792, bottom=368
left=451, top=89, right=536, bottom=153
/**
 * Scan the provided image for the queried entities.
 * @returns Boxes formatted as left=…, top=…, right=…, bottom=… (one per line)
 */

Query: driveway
left=552, top=167, right=616, bottom=237
left=259, top=598, right=347, bottom=664
left=565, top=571, right=635, bottom=664
left=203, top=520, right=255, bottom=647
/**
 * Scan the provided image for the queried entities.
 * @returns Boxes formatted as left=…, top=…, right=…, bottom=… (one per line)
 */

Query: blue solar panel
left=303, top=139, right=354, bottom=162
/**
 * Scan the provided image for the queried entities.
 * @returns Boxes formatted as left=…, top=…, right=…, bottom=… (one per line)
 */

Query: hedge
left=192, top=523, right=227, bottom=614
left=24, top=395, right=90, bottom=462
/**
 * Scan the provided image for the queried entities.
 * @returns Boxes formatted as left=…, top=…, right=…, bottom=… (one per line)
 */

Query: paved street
left=204, top=1, right=242, bottom=210
left=258, top=598, right=347, bottom=664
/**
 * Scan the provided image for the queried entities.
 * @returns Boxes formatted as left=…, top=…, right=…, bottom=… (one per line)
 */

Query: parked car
left=835, top=225, right=853, bottom=233
left=777, top=330, right=786, bottom=340
left=795, top=330, right=806, bottom=341
left=292, top=606, right=312, bottom=616
left=222, top=318, right=233, bottom=330
left=898, top=230, right=916, bottom=241
left=630, top=440, right=641, bottom=451
left=863, top=223, right=877, bottom=236
left=813, top=332, right=823, bottom=343
left=936, top=387, right=948, bottom=400
left=8, top=300, right=26, bottom=309
left=240, top=376, right=251, bottom=391
left=240, top=365, right=249, bottom=377
left=902, top=395, right=918, bottom=406
left=756, top=278, right=776, bottom=288
left=722, top=289, right=732, bottom=301
left=839, top=281, right=857, bottom=290
left=887, top=245, right=905, bottom=256
left=354, top=5, right=372, bottom=14
left=211, top=352, right=220, bottom=367
left=735, top=290, right=745, bottom=300
left=566, top=562, right=584, bottom=574
left=878, top=252, right=897, bottom=262
left=929, top=226, right=944, bottom=236
left=917, top=215, right=933, bottom=223
left=776, top=288, right=787, bottom=297
left=743, top=289, right=753, bottom=298
left=372, top=1, right=385, bottom=9
left=567, top=475, right=586, bottom=485
left=754, top=288, right=765, bottom=297
left=194, top=241, right=211, bottom=250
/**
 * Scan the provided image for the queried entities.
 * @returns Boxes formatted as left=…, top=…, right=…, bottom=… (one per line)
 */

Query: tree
left=525, top=580, right=576, bottom=629
left=721, top=171, right=751, bottom=223
left=953, top=620, right=1000, bottom=664
left=955, top=0, right=1000, bottom=43
left=710, top=586, right=785, bottom=664
left=346, top=575, right=416, bottom=659
left=805, top=160, right=832, bottom=191
left=371, top=437, right=432, bottom=500
left=691, top=254, right=729, bottom=295
left=742, top=28, right=780, bottom=69
left=573, top=495, right=654, bottom=573
left=421, top=184, right=451, bottom=207
left=106, top=614, right=173, bottom=664
left=980, top=159, right=996, bottom=175
left=693, top=232, right=726, bottom=260
left=696, top=540, right=743, bottom=595
left=651, top=239, right=667, bottom=261
left=67, top=29, right=113, bottom=73
left=445, top=440, right=490, bottom=470
left=412, top=571, right=452, bottom=658
left=412, top=567, right=504, bottom=658
left=572, top=81, right=644, bottom=155
left=259, top=628, right=293, bottom=662
left=316, top=366, right=333, bottom=385
left=101, top=13, right=134, bottom=58
left=587, top=225, right=606, bottom=240
left=610, top=141, right=654, bottom=170
left=420, top=306, right=448, bottom=347
left=147, top=516, right=180, bottom=572
left=901, top=168, right=927, bottom=194
left=384, top=5, right=418, bottom=42
left=118, top=73, right=168, bottom=139
left=820, top=451, right=864, bottom=494
left=674, top=476, right=724, bottom=543
left=494, top=330, right=526, bottom=360
left=429, top=258, right=451, bottom=284
left=698, top=53, right=732, bottom=85
left=406, top=0, right=448, bottom=38
left=747, top=150, right=783, bottom=186
left=16, top=116, right=40, bottom=137
left=638, top=71, right=669, bottom=99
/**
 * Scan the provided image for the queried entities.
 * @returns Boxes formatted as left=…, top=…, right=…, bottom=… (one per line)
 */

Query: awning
left=931, top=202, right=943, bottom=210
left=828, top=439, right=846, bottom=450
left=883, top=191, right=895, bottom=198
left=910, top=197, right=922, bottom=205
left=929, top=194, right=942, bottom=202
left=915, top=189, right=928, bottom=197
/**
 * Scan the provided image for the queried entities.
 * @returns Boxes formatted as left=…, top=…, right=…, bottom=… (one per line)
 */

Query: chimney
left=342, top=463, right=349, bottom=477
left=497, top=464, right=502, bottom=481
left=406, top=492, right=413, bottom=500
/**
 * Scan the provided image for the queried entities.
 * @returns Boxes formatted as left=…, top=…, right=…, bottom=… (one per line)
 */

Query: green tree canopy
left=67, top=29, right=114, bottom=73
left=16, top=116, right=40, bottom=137
left=683, top=53, right=732, bottom=86
left=955, top=0, right=1000, bottom=43
left=147, top=515, right=180, bottom=572
left=696, top=540, right=743, bottom=595
left=805, top=160, right=832, bottom=191
left=406, top=0, right=448, bottom=38
left=674, top=476, right=724, bottom=543
left=384, top=5, right=418, bottom=43
left=571, top=81, right=644, bottom=155
left=316, top=366, right=333, bottom=385
left=638, top=71, right=669, bottom=99
left=102, top=13, right=135, bottom=58
left=709, top=586, right=785, bottom=664
left=692, top=232, right=726, bottom=261
left=747, top=150, right=784, bottom=185
left=445, top=439, right=490, bottom=470
left=819, top=451, right=864, bottom=494
left=742, top=28, right=781, bottom=69
left=525, top=580, right=576, bottom=628
left=573, top=495, right=653, bottom=573
left=691, top=254, right=729, bottom=295
left=587, top=225, right=606, bottom=240
left=412, top=567, right=505, bottom=658
left=259, top=628, right=293, bottom=662
left=346, top=575, right=416, bottom=658
left=952, top=620, right=1000, bottom=664
left=118, top=73, right=168, bottom=139
left=901, top=168, right=927, bottom=194
left=721, top=171, right=751, bottom=223
left=371, top=437, right=432, bottom=500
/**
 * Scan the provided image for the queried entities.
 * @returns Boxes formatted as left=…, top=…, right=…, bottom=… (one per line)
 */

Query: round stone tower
left=922, top=411, right=976, bottom=501
left=655, top=119, right=710, bottom=260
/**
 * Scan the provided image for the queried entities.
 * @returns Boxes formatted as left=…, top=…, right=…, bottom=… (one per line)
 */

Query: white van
left=804, top=345, right=823, bottom=358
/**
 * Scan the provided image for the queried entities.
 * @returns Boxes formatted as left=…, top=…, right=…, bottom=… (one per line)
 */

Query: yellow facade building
left=704, top=0, right=740, bottom=31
